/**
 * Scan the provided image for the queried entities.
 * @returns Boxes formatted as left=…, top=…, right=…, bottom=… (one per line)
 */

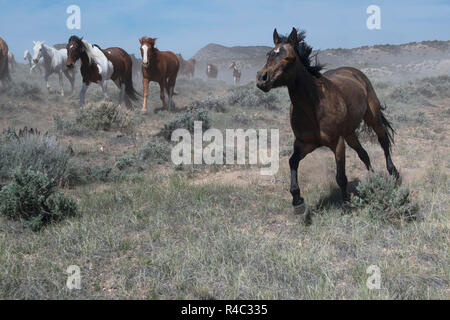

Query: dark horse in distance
left=139, top=37, right=179, bottom=112
left=66, top=36, right=139, bottom=107
left=257, top=28, right=399, bottom=215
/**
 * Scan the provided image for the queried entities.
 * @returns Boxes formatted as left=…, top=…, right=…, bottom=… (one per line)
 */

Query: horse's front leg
left=159, top=82, right=167, bottom=109
left=142, top=78, right=149, bottom=112
left=59, top=72, right=64, bottom=96
left=101, top=81, right=109, bottom=100
left=290, top=140, right=316, bottom=215
left=45, top=72, right=51, bottom=93
left=80, top=82, right=89, bottom=107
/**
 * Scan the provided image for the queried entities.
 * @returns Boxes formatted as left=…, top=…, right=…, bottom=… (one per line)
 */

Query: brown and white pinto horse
left=139, top=37, right=179, bottom=112
left=0, top=37, right=11, bottom=86
left=206, top=63, right=218, bottom=79
left=229, top=61, right=241, bottom=85
left=176, top=54, right=196, bottom=79
left=66, top=35, right=139, bottom=107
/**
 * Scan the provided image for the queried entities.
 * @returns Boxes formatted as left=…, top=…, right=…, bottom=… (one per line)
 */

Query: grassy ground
left=0, top=62, right=448, bottom=299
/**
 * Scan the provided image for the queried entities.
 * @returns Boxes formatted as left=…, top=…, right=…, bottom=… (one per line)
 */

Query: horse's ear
left=139, top=37, right=144, bottom=44
left=288, top=27, right=298, bottom=44
left=273, top=28, right=280, bottom=45
left=33, top=41, right=36, bottom=45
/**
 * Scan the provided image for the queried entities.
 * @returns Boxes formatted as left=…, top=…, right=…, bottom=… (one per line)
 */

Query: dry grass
left=0, top=61, right=448, bottom=299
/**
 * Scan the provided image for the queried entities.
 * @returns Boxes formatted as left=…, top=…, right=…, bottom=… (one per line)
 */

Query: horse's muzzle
left=142, top=62, right=149, bottom=68
left=256, top=71, right=272, bottom=92
left=33, top=59, right=39, bottom=64
left=66, top=63, right=74, bottom=69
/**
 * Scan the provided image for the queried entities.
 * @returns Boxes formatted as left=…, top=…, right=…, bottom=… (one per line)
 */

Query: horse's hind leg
left=333, top=136, right=349, bottom=202
left=364, top=100, right=399, bottom=179
left=167, top=76, right=177, bottom=109
left=345, top=133, right=372, bottom=171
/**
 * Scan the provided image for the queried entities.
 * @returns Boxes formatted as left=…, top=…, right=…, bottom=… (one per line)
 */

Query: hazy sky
left=1, top=0, right=449, bottom=59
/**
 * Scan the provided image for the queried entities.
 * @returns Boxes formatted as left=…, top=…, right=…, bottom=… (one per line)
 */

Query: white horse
left=32, top=41, right=75, bottom=96
left=24, top=49, right=43, bottom=74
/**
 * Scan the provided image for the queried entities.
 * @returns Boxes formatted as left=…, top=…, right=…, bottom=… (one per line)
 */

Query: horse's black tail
left=380, top=104, right=395, bottom=150
left=124, top=72, right=141, bottom=101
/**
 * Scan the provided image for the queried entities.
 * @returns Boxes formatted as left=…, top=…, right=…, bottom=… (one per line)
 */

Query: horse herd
left=0, top=35, right=242, bottom=111
left=1, top=28, right=400, bottom=213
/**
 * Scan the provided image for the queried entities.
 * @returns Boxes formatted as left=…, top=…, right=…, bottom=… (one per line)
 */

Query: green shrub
left=1, top=81, right=42, bottom=100
left=0, top=127, right=76, bottom=185
left=190, top=95, right=227, bottom=112
left=115, top=155, right=135, bottom=171
left=76, top=101, right=135, bottom=133
left=226, top=83, right=280, bottom=109
left=138, top=141, right=171, bottom=164
left=0, top=168, right=77, bottom=230
left=351, top=173, right=419, bottom=222
left=53, top=114, right=87, bottom=136
left=160, top=107, right=210, bottom=140
left=88, top=165, right=112, bottom=182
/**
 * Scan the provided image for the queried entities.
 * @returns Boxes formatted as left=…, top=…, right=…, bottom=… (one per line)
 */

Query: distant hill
left=193, top=43, right=272, bottom=61
left=192, top=40, right=450, bottom=83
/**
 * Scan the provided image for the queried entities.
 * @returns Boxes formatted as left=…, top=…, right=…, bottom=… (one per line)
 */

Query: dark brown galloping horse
left=139, top=37, right=179, bottom=112
left=66, top=36, right=139, bottom=107
left=257, top=28, right=399, bottom=214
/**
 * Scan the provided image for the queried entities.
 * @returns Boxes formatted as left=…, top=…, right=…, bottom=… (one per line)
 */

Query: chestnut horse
left=229, top=61, right=241, bottom=85
left=139, top=37, right=179, bottom=112
left=66, top=35, right=139, bottom=107
left=206, top=63, right=218, bottom=79
left=257, top=28, right=399, bottom=215
left=0, top=37, right=11, bottom=86
left=176, top=54, right=196, bottom=79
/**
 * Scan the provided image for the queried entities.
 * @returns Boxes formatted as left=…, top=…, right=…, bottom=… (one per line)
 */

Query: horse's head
left=66, top=36, right=84, bottom=69
left=256, top=28, right=300, bottom=92
left=139, top=37, right=157, bottom=68
left=32, top=41, right=45, bottom=64
left=24, top=50, right=29, bottom=60
left=257, top=27, right=323, bottom=92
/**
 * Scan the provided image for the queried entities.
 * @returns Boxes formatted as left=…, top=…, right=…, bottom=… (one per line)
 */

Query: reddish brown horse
left=257, top=28, right=399, bottom=215
left=66, top=35, right=139, bottom=107
left=206, top=63, right=218, bottom=79
left=176, top=53, right=196, bottom=79
left=139, top=37, right=179, bottom=112
left=0, top=37, right=11, bottom=86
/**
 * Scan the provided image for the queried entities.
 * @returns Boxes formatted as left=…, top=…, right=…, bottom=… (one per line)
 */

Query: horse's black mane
left=68, top=35, right=82, bottom=46
left=279, top=29, right=324, bottom=78
left=68, top=35, right=102, bottom=50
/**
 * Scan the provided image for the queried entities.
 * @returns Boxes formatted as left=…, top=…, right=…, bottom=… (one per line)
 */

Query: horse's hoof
left=293, top=202, right=307, bottom=215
